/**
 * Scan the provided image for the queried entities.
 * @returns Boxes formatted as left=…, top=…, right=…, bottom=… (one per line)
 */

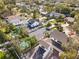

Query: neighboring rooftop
left=49, top=12, right=65, bottom=18
left=50, top=30, right=68, bottom=44
left=33, top=46, right=46, bottom=59
left=64, top=17, right=75, bottom=22
left=39, top=40, right=50, bottom=49
left=5, top=15, right=28, bottom=26
left=5, top=15, right=22, bottom=25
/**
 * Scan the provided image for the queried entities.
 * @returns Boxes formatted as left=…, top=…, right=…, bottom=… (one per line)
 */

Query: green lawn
left=60, top=21, right=65, bottom=24
left=49, top=20, right=57, bottom=24
left=51, top=27, right=57, bottom=30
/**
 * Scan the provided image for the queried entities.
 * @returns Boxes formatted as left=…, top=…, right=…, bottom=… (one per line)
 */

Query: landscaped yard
left=51, top=27, right=57, bottom=30
left=45, top=20, right=56, bottom=27
left=59, top=21, right=65, bottom=25
left=45, top=19, right=65, bottom=31
left=49, top=20, right=57, bottom=24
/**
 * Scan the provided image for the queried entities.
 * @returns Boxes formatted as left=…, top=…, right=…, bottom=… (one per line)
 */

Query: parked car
left=27, top=20, right=40, bottom=29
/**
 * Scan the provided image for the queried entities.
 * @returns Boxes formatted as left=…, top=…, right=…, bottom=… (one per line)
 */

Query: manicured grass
left=60, top=21, right=65, bottom=24
left=51, top=27, right=57, bottom=30
left=49, top=20, right=57, bottom=24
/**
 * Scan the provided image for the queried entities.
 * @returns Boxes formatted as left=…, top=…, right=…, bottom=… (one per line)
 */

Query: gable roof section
left=50, top=30, right=68, bottom=44
left=65, top=17, right=75, bottom=22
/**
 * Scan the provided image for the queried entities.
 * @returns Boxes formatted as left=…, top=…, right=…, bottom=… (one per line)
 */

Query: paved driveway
left=29, top=28, right=46, bottom=40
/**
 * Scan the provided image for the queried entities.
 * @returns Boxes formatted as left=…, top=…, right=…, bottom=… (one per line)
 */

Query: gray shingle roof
left=50, top=30, right=68, bottom=44
left=65, top=17, right=75, bottom=22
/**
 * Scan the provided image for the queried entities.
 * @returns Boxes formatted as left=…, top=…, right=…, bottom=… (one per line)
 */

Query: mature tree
left=55, top=23, right=63, bottom=32
left=46, top=22, right=51, bottom=27
left=0, top=0, right=5, bottom=13
left=8, top=24, right=16, bottom=31
left=44, top=31, right=50, bottom=38
left=0, top=0, right=16, bottom=16
left=3, top=0, right=16, bottom=5
left=55, top=3, right=71, bottom=14
left=72, top=22, right=79, bottom=34
left=32, top=10, right=40, bottom=19
left=44, top=4, right=54, bottom=13
left=72, top=14, right=79, bottom=33
left=0, top=51, right=6, bottom=59
left=60, top=49, right=77, bottom=59
left=30, top=36, right=37, bottom=46
left=62, top=37, right=79, bottom=51
left=70, top=11, right=76, bottom=17
left=0, top=31, right=6, bottom=43
left=23, top=36, right=37, bottom=47
left=19, top=27, right=29, bottom=38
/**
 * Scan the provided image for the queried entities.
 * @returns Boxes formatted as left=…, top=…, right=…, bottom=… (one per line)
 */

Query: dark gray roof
left=33, top=47, right=46, bottom=59
left=49, top=12, right=64, bottom=18
left=50, top=30, right=68, bottom=44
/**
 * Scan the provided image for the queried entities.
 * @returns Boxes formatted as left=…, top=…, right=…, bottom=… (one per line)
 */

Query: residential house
left=16, top=2, right=26, bottom=6
left=33, top=46, right=46, bottom=59
left=39, top=5, right=48, bottom=16
left=47, top=49, right=60, bottom=59
left=50, top=30, right=68, bottom=50
left=49, top=12, right=65, bottom=18
left=74, top=7, right=79, bottom=11
left=30, top=38, right=62, bottom=59
left=16, top=2, right=31, bottom=10
left=5, top=15, right=28, bottom=26
left=5, top=15, right=22, bottom=26
left=64, top=17, right=75, bottom=23
left=1, top=11, right=12, bottom=19
left=31, top=40, right=53, bottom=59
